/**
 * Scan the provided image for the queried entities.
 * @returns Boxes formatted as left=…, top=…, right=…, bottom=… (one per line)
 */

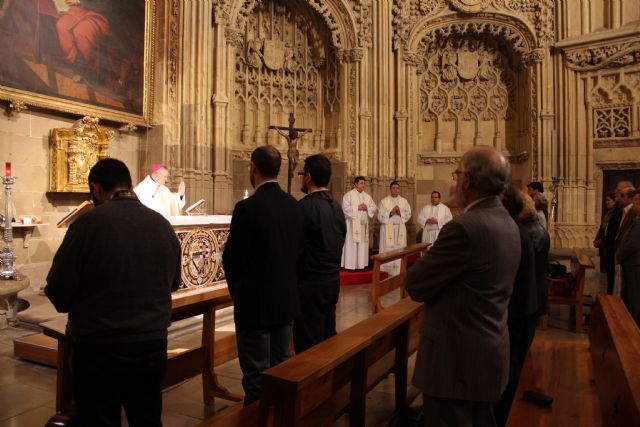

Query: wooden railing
left=589, top=294, right=640, bottom=427
left=370, top=242, right=429, bottom=313
left=198, top=297, right=425, bottom=427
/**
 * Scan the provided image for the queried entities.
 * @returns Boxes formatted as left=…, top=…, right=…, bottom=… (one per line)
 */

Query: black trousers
left=235, top=321, right=293, bottom=406
left=70, top=338, right=167, bottom=427
left=423, top=395, right=496, bottom=427
left=293, top=281, right=340, bottom=354
left=494, top=314, right=540, bottom=427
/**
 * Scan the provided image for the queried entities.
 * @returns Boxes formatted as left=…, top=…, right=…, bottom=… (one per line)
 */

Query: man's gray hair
left=462, top=146, right=511, bottom=196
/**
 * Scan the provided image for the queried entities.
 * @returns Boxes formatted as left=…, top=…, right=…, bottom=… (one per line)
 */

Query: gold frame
left=50, top=117, right=113, bottom=193
left=0, top=1, right=156, bottom=126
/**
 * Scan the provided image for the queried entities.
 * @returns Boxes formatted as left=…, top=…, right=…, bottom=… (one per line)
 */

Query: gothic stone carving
left=418, top=38, right=517, bottom=123
left=417, top=150, right=528, bottom=165
left=449, top=0, right=491, bottom=14
left=49, top=117, right=113, bottom=193
left=565, top=41, right=640, bottom=71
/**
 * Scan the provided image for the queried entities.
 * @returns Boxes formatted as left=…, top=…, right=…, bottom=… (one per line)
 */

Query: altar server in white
left=417, top=191, right=453, bottom=248
left=342, top=176, right=377, bottom=270
left=134, top=164, right=186, bottom=216
left=378, top=181, right=412, bottom=276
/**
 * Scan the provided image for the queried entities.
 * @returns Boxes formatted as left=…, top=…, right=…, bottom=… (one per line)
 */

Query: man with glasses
left=294, top=154, right=346, bottom=353
left=406, top=146, right=520, bottom=427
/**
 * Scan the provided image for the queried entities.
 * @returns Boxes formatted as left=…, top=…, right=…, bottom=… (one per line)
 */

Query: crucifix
left=269, top=112, right=312, bottom=194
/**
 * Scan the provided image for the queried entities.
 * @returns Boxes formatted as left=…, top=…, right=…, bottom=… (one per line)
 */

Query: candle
left=551, top=131, right=558, bottom=179
left=243, top=189, right=249, bottom=199
left=5, top=162, right=11, bottom=177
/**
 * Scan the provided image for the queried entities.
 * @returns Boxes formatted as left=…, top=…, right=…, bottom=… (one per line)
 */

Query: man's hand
left=178, top=180, right=186, bottom=197
left=426, top=217, right=438, bottom=224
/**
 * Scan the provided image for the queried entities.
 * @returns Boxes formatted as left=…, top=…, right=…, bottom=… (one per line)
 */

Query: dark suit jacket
left=406, top=196, right=521, bottom=402
left=509, top=216, right=550, bottom=319
left=222, top=182, right=304, bottom=329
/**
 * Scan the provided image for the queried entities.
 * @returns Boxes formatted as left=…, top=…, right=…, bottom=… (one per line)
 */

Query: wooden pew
left=370, top=242, right=429, bottom=313
left=589, top=294, right=640, bottom=427
left=542, top=248, right=595, bottom=333
left=198, top=297, right=424, bottom=427
left=43, top=285, right=240, bottom=427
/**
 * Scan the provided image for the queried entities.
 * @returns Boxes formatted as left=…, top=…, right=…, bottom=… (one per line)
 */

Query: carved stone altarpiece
left=49, top=117, right=113, bottom=193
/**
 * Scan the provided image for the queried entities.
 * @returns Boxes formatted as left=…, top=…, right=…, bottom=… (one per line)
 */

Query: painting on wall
left=0, top=0, right=155, bottom=125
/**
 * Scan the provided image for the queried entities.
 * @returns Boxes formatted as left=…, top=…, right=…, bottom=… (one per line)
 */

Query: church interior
left=0, top=0, right=639, bottom=426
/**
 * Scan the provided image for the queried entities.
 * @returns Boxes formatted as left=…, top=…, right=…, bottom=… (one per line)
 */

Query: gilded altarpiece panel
left=231, top=0, right=341, bottom=160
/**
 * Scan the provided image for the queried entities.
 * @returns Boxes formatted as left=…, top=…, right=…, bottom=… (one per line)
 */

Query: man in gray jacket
left=406, top=146, right=521, bottom=427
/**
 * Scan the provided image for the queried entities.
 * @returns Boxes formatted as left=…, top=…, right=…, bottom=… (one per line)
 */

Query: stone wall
left=0, top=111, right=140, bottom=291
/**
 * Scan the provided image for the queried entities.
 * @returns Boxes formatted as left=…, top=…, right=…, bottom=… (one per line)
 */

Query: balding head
left=615, top=180, right=634, bottom=198
left=462, top=146, right=510, bottom=192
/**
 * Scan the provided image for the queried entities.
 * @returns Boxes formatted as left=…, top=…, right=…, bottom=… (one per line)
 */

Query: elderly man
left=341, top=176, right=377, bottom=271
left=377, top=181, right=412, bottom=275
left=134, top=164, right=186, bottom=216
left=45, top=158, right=181, bottom=426
left=406, top=146, right=520, bottom=427
left=417, top=191, right=453, bottom=248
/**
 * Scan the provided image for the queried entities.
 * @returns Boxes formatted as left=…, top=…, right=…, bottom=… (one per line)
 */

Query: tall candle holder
left=0, top=173, right=19, bottom=280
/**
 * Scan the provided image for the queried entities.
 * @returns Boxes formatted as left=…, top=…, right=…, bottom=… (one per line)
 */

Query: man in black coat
left=45, top=158, right=181, bottom=427
left=222, top=145, right=304, bottom=406
left=294, top=154, right=346, bottom=353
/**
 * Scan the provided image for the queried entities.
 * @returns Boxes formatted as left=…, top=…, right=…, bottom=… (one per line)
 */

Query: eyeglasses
left=297, top=171, right=307, bottom=176
left=452, top=170, right=466, bottom=180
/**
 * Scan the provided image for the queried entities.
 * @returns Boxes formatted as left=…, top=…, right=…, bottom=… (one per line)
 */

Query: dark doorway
left=602, top=169, right=640, bottom=217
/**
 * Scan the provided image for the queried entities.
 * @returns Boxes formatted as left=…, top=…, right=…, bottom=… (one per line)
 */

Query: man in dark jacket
left=222, top=145, right=304, bottom=405
left=294, top=154, right=346, bottom=353
left=45, top=158, right=181, bottom=427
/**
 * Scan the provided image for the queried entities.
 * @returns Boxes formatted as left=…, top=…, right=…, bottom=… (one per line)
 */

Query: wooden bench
left=542, top=248, right=595, bottom=333
left=370, top=242, right=429, bottom=313
left=43, top=285, right=240, bottom=427
left=589, top=294, right=640, bottom=426
left=198, top=297, right=424, bottom=427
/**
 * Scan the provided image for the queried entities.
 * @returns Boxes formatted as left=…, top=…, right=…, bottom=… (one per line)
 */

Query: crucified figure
left=269, top=112, right=312, bottom=193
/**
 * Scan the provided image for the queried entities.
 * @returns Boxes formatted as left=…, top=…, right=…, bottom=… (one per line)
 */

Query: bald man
left=406, top=146, right=520, bottom=427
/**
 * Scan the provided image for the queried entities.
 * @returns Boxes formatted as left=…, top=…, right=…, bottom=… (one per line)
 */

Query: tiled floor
left=0, top=271, right=604, bottom=427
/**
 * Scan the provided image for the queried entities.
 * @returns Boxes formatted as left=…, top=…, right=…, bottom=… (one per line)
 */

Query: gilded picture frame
left=0, top=0, right=155, bottom=126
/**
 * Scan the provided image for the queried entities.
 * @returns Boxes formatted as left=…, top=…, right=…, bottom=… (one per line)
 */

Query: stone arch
left=228, top=0, right=359, bottom=52
left=406, top=12, right=539, bottom=63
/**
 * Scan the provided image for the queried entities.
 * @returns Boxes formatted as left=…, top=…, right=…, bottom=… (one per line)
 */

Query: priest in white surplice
left=134, top=164, right=186, bottom=216
left=417, top=191, right=453, bottom=248
left=341, top=176, right=378, bottom=270
left=377, top=181, right=412, bottom=276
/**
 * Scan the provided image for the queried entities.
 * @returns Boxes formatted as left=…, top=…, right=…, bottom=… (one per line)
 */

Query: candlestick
left=0, top=172, right=18, bottom=279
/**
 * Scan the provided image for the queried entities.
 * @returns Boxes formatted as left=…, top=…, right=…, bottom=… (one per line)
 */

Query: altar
left=166, top=215, right=232, bottom=291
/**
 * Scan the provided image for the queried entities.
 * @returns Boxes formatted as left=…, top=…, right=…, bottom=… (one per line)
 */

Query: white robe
left=341, top=189, right=377, bottom=270
left=417, top=203, right=453, bottom=247
left=133, top=175, right=185, bottom=216
left=378, top=196, right=412, bottom=276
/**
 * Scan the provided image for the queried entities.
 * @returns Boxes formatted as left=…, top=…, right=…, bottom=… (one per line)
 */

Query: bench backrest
left=370, top=242, right=429, bottom=313
left=258, top=297, right=423, bottom=426
left=589, top=294, right=640, bottom=427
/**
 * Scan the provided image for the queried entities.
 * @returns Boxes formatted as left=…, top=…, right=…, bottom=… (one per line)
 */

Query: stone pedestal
left=0, top=276, right=30, bottom=328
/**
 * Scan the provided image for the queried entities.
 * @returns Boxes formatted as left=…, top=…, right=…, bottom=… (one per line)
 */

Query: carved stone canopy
left=49, top=117, right=113, bottom=193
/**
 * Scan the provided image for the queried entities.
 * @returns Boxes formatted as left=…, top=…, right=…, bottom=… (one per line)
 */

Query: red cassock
left=56, top=5, right=110, bottom=70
